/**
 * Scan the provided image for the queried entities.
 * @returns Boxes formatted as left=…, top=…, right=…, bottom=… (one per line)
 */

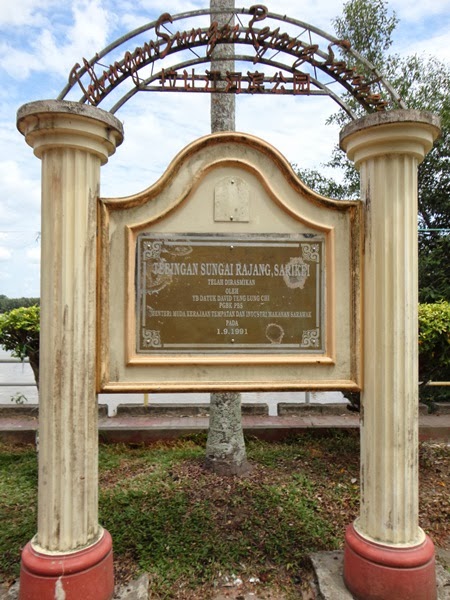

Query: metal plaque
left=136, top=233, right=325, bottom=354
left=214, top=177, right=250, bottom=222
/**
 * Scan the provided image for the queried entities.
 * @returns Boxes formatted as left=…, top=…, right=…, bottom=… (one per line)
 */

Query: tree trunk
left=210, top=0, right=235, bottom=132
left=28, top=350, right=39, bottom=391
left=205, top=392, right=250, bottom=475
left=205, top=0, right=249, bottom=476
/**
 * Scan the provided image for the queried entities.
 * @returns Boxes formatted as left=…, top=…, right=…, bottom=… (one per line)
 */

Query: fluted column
left=360, top=150, right=421, bottom=543
left=17, top=100, right=123, bottom=600
left=340, top=110, right=440, bottom=600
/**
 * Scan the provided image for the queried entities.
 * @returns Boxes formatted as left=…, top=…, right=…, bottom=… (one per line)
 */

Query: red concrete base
left=344, top=523, right=436, bottom=600
left=19, top=529, right=114, bottom=600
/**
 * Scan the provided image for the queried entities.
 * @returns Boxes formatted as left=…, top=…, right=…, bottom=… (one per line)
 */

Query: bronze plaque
left=136, top=233, right=325, bottom=353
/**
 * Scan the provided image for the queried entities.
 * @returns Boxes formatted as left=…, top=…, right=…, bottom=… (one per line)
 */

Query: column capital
left=17, top=100, right=124, bottom=164
left=340, top=109, right=440, bottom=168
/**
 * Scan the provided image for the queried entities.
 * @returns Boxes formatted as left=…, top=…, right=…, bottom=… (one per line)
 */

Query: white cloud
left=0, top=247, right=12, bottom=261
left=0, top=44, right=43, bottom=80
left=147, top=0, right=204, bottom=14
left=0, top=160, right=40, bottom=230
left=26, top=247, right=41, bottom=263
left=1, top=0, right=449, bottom=298
left=399, top=31, right=450, bottom=64
left=391, top=0, right=450, bottom=23
left=0, top=0, right=115, bottom=81
left=0, top=0, right=59, bottom=27
left=101, top=91, right=212, bottom=197
left=33, top=0, right=114, bottom=77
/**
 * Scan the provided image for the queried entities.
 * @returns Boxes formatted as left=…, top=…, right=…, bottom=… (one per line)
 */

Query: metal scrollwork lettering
left=301, top=328, right=320, bottom=348
left=142, top=329, right=162, bottom=348
left=302, top=243, right=320, bottom=263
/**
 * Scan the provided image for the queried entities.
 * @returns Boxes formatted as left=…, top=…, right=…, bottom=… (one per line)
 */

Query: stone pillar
left=16, top=100, right=123, bottom=600
left=340, top=110, right=440, bottom=600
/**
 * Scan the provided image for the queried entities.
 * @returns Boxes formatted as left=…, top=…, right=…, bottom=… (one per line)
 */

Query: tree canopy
left=0, top=295, right=40, bottom=313
left=333, top=0, right=398, bottom=74
left=0, top=305, right=40, bottom=387
left=297, top=0, right=450, bottom=302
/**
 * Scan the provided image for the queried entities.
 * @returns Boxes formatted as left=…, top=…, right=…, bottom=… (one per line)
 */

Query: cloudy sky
left=1, top=0, right=449, bottom=299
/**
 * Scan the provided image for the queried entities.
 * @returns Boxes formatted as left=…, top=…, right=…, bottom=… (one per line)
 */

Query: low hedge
left=419, top=301, right=450, bottom=404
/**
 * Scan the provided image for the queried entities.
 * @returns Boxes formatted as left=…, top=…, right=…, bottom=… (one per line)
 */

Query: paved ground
left=0, top=410, right=449, bottom=445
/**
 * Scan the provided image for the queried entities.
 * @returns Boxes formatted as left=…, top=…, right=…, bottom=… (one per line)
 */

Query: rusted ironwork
left=151, top=67, right=310, bottom=94
left=58, top=5, right=406, bottom=118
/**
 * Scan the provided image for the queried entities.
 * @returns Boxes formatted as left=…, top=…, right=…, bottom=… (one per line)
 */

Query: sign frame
left=97, top=132, right=362, bottom=392
left=135, top=231, right=326, bottom=355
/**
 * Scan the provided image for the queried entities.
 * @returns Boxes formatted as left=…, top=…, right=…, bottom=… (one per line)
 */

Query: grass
left=0, top=446, right=38, bottom=582
left=0, top=432, right=448, bottom=599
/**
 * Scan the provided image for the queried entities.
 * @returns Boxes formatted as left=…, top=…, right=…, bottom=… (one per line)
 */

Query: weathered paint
left=340, top=110, right=440, bottom=599
left=17, top=101, right=122, bottom=599
left=98, top=133, right=362, bottom=391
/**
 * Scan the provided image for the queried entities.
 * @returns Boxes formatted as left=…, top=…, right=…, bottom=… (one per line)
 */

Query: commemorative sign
left=99, top=134, right=361, bottom=392
left=136, top=233, right=324, bottom=354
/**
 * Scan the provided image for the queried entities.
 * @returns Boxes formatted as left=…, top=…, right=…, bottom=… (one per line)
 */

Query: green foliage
left=0, top=295, right=40, bottom=314
left=300, top=0, right=450, bottom=302
left=333, top=0, right=398, bottom=72
left=298, top=0, right=401, bottom=200
left=0, top=436, right=447, bottom=594
left=342, top=303, right=450, bottom=411
left=10, top=393, right=28, bottom=405
left=294, top=166, right=356, bottom=199
left=296, top=151, right=358, bottom=202
left=0, top=306, right=40, bottom=387
left=0, top=445, right=38, bottom=583
left=0, top=306, right=40, bottom=360
left=418, top=302, right=450, bottom=390
left=419, top=234, right=450, bottom=303
left=326, top=0, right=400, bottom=127
left=405, top=57, right=450, bottom=248
left=97, top=436, right=353, bottom=596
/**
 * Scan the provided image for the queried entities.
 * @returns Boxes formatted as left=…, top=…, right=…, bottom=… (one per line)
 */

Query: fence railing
left=0, top=357, right=35, bottom=387
left=0, top=359, right=448, bottom=396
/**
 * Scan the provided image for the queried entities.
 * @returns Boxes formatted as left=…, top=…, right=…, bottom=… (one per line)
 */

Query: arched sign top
left=58, top=5, right=405, bottom=119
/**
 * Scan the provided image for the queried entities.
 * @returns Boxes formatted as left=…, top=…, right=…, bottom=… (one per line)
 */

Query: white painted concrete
left=341, top=110, right=440, bottom=547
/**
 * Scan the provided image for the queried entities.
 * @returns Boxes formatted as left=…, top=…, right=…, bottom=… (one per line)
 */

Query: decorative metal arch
left=58, top=5, right=406, bottom=119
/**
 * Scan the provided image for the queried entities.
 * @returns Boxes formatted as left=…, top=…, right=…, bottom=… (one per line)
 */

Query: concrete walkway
left=0, top=407, right=449, bottom=444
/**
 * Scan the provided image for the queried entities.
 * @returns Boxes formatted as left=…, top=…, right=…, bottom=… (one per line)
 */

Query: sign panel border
left=125, top=225, right=335, bottom=368
left=97, top=132, right=362, bottom=392
left=135, top=231, right=326, bottom=355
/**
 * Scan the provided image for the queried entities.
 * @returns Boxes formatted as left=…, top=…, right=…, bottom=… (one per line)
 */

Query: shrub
left=418, top=301, right=450, bottom=403
left=344, top=302, right=450, bottom=411
left=0, top=305, right=40, bottom=388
